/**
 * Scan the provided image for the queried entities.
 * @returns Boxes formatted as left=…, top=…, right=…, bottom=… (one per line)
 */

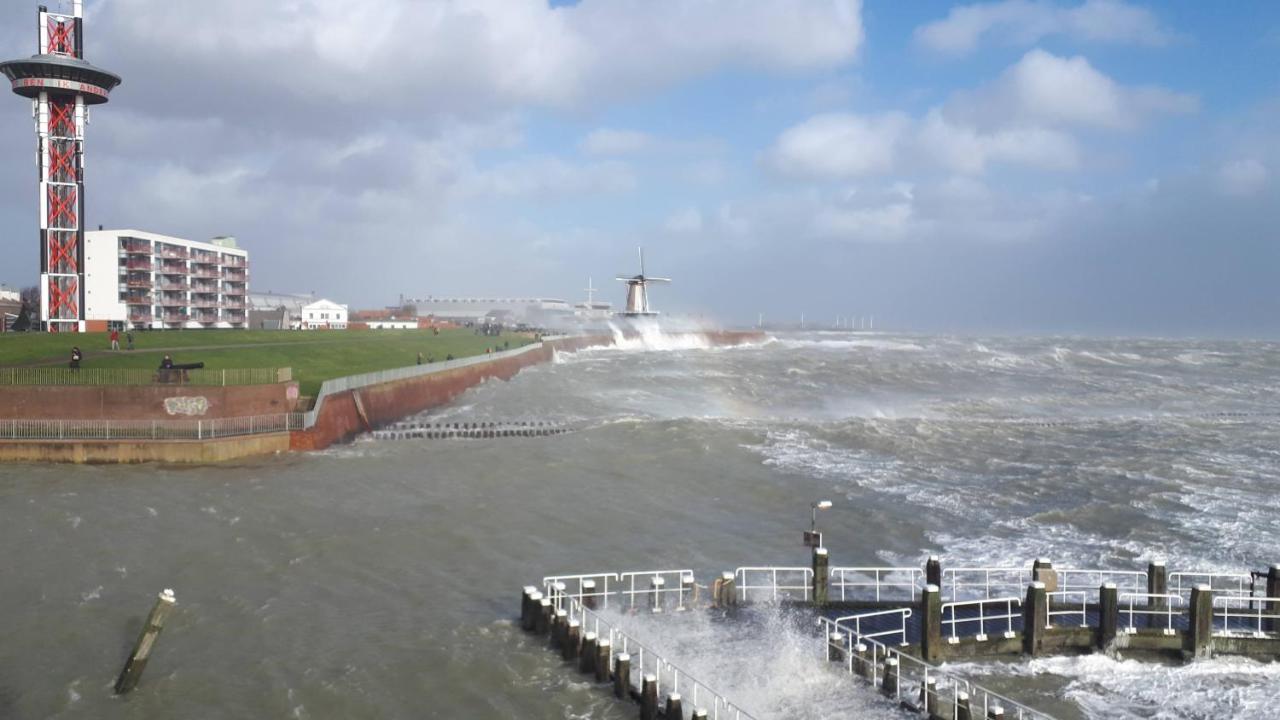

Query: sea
left=1, top=331, right=1278, bottom=719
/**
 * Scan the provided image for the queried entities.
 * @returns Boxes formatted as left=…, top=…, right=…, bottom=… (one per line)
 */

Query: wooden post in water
left=582, top=580, right=598, bottom=610
left=1032, top=558, right=1056, bottom=592
left=551, top=609, right=568, bottom=649
left=1148, top=559, right=1168, bottom=609
left=717, top=572, right=736, bottom=608
left=579, top=632, right=597, bottom=675
left=920, top=676, right=938, bottom=717
left=521, top=587, right=539, bottom=631
left=853, top=642, right=871, bottom=679
left=881, top=656, right=899, bottom=697
left=1189, top=584, right=1213, bottom=659
left=595, top=639, right=612, bottom=683
left=665, top=693, right=682, bottom=719
left=827, top=631, right=845, bottom=664
left=987, top=706, right=1005, bottom=719
left=1267, top=565, right=1280, bottom=633
left=955, top=691, right=973, bottom=720
left=1098, top=583, right=1118, bottom=650
left=1023, top=581, right=1047, bottom=656
left=812, top=546, right=829, bottom=605
left=614, top=653, right=631, bottom=699
left=563, top=620, right=581, bottom=662
left=535, top=598, right=552, bottom=636
left=114, top=589, right=176, bottom=695
left=921, top=583, right=943, bottom=662
left=926, top=555, right=942, bottom=589
left=692, top=709, right=708, bottom=720
left=640, top=674, right=658, bottom=720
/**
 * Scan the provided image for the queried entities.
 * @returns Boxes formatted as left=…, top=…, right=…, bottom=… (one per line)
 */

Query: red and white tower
left=1, top=2, right=121, bottom=332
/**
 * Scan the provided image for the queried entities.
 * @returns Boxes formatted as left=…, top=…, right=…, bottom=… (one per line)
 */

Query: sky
left=0, top=0, right=1277, bottom=336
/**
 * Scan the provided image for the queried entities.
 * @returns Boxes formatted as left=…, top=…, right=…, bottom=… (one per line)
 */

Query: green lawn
left=0, top=329, right=535, bottom=397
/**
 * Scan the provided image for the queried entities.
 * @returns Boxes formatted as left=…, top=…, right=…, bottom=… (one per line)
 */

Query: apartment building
left=84, top=230, right=249, bottom=330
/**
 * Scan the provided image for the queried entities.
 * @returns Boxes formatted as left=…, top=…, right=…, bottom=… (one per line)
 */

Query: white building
left=84, top=230, right=249, bottom=330
left=300, top=299, right=348, bottom=329
left=407, top=296, right=576, bottom=326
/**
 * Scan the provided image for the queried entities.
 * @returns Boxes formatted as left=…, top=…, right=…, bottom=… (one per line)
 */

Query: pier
left=521, top=550, right=1280, bottom=719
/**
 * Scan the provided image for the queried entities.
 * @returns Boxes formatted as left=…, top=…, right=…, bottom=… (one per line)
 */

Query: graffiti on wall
left=164, top=396, right=210, bottom=416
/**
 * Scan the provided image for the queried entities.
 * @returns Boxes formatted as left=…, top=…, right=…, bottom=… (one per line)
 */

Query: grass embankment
left=0, top=329, right=535, bottom=397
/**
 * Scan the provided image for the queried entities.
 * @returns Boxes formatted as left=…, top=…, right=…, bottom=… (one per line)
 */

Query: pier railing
left=0, top=367, right=290, bottom=386
left=733, top=566, right=812, bottom=603
left=0, top=413, right=304, bottom=441
left=830, top=567, right=923, bottom=602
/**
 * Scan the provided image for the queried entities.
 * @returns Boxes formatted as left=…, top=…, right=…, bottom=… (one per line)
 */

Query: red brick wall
left=0, top=382, right=299, bottom=420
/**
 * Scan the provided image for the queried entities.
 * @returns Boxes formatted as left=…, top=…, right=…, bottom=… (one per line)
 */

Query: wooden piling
left=920, top=676, right=938, bottom=717
left=692, top=709, right=708, bottom=719
left=717, top=572, right=737, bottom=608
left=582, top=579, right=598, bottom=610
left=1032, top=558, right=1056, bottom=592
left=641, top=674, right=658, bottom=720
left=922, top=583, right=943, bottom=662
left=665, top=693, right=683, bottom=719
left=536, top=598, right=552, bottom=636
left=551, top=609, right=568, bottom=649
left=679, top=573, right=695, bottom=610
left=615, top=653, right=632, bottom=699
left=881, top=656, right=899, bottom=697
left=987, top=705, right=1005, bottom=719
left=812, top=547, right=829, bottom=605
left=1098, top=582, right=1118, bottom=650
left=827, top=631, right=845, bottom=663
left=595, top=639, right=612, bottom=683
left=114, top=588, right=177, bottom=695
left=1189, top=584, right=1213, bottom=659
left=853, top=642, right=871, bottom=679
left=580, top=632, right=597, bottom=675
left=650, top=575, right=666, bottom=613
left=1267, top=565, right=1280, bottom=633
left=925, top=555, right=942, bottom=588
left=955, top=691, right=973, bottom=720
left=1147, top=559, right=1168, bottom=609
left=1023, top=581, right=1047, bottom=656
left=564, top=620, right=581, bottom=662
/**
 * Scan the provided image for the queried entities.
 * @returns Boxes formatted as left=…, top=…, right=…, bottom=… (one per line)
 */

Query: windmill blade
left=646, top=277, right=672, bottom=283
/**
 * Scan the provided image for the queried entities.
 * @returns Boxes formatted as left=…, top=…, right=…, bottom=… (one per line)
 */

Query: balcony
left=223, top=268, right=248, bottom=281
left=124, top=278, right=153, bottom=289
left=124, top=259, right=154, bottom=271
left=129, top=312, right=153, bottom=322
left=189, top=267, right=220, bottom=279
left=223, top=299, right=246, bottom=309
left=159, top=295, right=187, bottom=308
left=190, top=252, right=218, bottom=264
left=120, top=240, right=152, bottom=255
left=158, top=280, right=187, bottom=291
left=221, top=256, right=247, bottom=268
left=192, top=312, right=219, bottom=323
left=161, top=312, right=186, bottom=323
left=156, top=246, right=188, bottom=259
left=190, top=281, right=218, bottom=293
left=124, top=294, right=151, bottom=305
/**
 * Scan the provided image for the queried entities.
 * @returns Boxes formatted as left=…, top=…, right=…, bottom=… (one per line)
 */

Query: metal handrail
left=829, top=567, right=923, bottom=602
left=941, top=597, right=1021, bottom=640
left=1054, top=569, right=1147, bottom=595
left=565, top=596, right=758, bottom=720
left=1045, top=591, right=1088, bottom=628
left=733, top=566, right=813, bottom=603
left=1213, top=596, right=1280, bottom=637
left=825, top=608, right=913, bottom=645
left=822, top=614, right=1054, bottom=719
left=1118, top=593, right=1183, bottom=633
left=1169, top=571, right=1256, bottom=599
left=942, top=567, right=1028, bottom=601
left=0, top=413, right=304, bottom=441
left=0, top=367, right=285, bottom=387
left=619, top=570, right=696, bottom=611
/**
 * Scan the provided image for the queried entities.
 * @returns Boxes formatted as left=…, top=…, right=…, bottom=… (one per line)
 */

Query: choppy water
left=1, top=332, right=1278, bottom=719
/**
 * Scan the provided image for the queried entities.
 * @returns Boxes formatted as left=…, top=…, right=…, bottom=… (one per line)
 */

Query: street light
left=805, top=499, right=832, bottom=548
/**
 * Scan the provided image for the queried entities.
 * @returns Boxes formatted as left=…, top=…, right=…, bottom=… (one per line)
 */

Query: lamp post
left=805, top=499, right=832, bottom=548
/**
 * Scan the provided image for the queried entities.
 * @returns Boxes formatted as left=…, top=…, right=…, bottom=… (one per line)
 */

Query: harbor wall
left=0, top=382, right=300, bottom=420
left=0, top=432, right=291, bottom=464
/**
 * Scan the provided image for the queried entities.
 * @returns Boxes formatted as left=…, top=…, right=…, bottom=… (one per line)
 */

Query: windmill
left=616, top=247, right=671, bottom=316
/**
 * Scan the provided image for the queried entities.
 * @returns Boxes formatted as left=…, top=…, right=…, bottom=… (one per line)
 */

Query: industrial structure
left=406, top=296, right=577, bottom=327
left=83, top=230, right=249, bottom=330
left=616, top=248, right=670, bottom=316
left=0, top=2, right=122, bottom=332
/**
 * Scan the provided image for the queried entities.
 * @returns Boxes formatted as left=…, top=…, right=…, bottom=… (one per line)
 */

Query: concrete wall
left=0, top=432, right=290, bottom=464
left=0, top=382, right=300, bottom=420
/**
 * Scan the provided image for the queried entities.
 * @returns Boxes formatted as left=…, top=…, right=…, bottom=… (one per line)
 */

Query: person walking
left=109, top=329, right=120, bottom=351
left=126, top=331, right=134, bottom=351
left=69, top=346, right=82, bottom=371
left=417, top=352, right=423, bottom=365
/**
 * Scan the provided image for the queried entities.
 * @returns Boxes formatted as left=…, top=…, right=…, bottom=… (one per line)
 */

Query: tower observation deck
left=0, top=2, right=121, bottom=332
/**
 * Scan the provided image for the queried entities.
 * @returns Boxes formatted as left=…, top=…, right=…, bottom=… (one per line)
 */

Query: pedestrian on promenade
left=109, top=329, right=120, bottom=351
left=417, top=352, right=423, bottom=365
left=126, top=331, right=134, bottom=350
left=69, top=346, right=82, bottom=370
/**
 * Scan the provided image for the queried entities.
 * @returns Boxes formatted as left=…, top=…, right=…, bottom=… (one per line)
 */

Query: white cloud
left=917, top=110, right=1079, bottom=173
left=664, top=207, right=705, bottom=233
left=814, top=201, right=915, bottom=241
left=464, top=156, right=636, bottom=198
left=1216, top=159, right=1269, bottom=197
left=915, top=0, right=1175, bottom=56
left=580, top=129, right=653, bottom=155
left=769, top=113, right=910, bottom=178
left=948, top=49, right=1197, bottom=131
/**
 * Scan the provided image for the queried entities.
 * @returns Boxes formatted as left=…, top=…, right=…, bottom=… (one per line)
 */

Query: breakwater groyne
left=0, top=330, right=764, bottom=463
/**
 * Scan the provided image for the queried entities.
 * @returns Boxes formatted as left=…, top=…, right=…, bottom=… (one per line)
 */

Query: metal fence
left=0, top=367, right=290, bottom=386
left=303, top=342, right=545, bottom=428
left=0, top=413, right=304, bottom=441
